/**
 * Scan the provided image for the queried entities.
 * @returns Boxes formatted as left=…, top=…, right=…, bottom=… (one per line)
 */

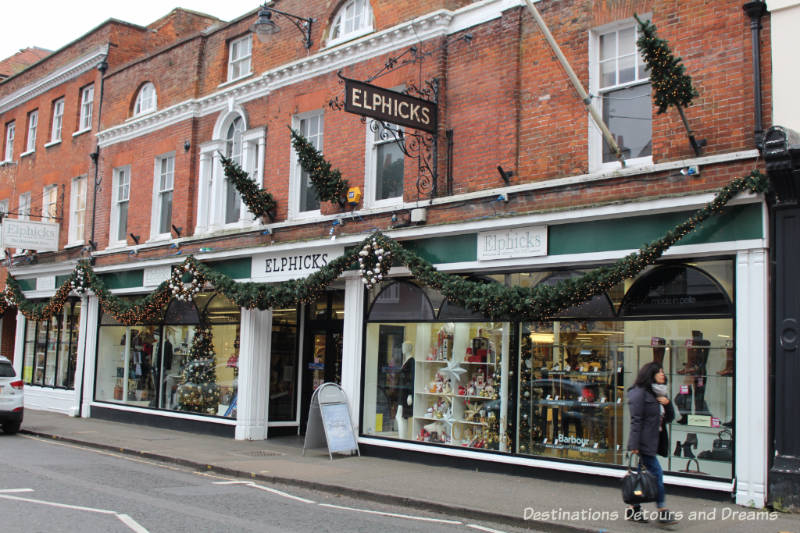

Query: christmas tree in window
left=177, top=317, right=220, bottom=415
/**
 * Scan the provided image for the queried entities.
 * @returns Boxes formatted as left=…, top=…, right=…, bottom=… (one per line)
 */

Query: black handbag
left=622, top=453, right=659, bottom=504
left=713, top=429, right=732, bottom=452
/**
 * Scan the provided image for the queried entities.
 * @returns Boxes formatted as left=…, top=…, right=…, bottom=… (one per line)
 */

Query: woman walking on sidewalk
left=626, top=362, right=678, bottom=525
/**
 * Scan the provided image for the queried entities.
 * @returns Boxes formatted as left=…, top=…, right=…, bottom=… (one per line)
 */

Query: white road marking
left=466, top=524, right=509, bottom=533
left=0, top=493, right=149, bottom=532
left=0, top=488, right=34, bottom=493
left=117, top=513, right=151, bottom=533
left=213, top=480, right=315, bottom=504
left=318, top=503, right=464, bottom=525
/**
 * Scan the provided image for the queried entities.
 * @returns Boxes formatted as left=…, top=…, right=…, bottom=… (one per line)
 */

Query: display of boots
left=677, top=347, right=698, bottom=375
left=682, top=433, right=698, bottom=458
left=673, top=441, right=682, bottom=457
left=718, top=346, right=734, bottom=376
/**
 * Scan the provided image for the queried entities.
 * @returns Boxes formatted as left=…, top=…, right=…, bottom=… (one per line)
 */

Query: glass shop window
left=94, top=292, right=240, bottom=418
left=270, top=307, right=299, bottom=422
left=362, top=281, right=511, bottom=451
left=515, top=260, right=735, bottom=479
left=22, top=299, right=81, bottom=388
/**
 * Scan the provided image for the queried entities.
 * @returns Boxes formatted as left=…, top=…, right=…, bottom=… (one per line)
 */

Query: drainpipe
left=77, top=58, right=107, bottom=418
left=743, top=1, right=768, bottom=150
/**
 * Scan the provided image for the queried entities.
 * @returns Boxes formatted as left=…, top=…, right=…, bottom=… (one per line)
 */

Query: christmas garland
left=219, top=155, right=277, bottom=221
left=2, top=171, right=767, bottom=323
left=290, top=128, right=349, bottom=206
left=634, top=14, right=697, bottom=114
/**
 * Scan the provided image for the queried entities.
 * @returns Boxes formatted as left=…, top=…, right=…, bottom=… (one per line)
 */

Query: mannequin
left=395, top=341, right=415, bottom=438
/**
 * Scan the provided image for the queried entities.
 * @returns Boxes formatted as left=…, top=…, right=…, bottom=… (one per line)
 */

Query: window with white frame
left=224, top=117, right=245, bottom=224
left=110, top=166, right=130, bottom=245
left=290, top=111, right=323, bottom=217
left=152, top=154, right=174, bottom=238
left=328, top=0, right=373, bottom=45
left=25, top=110, right=38, bottom=153
left=591, top=20, right=651, bottom=168
left=365, top=120, right=404, bottom=207
left=196, top=112, right=264, bottom=235
left=18, top=192, right=31, bottom=221
left=79, top=85, right=94, bottom=131
left=133, top=82, right=157, bottom=116
left=42, top=185, right=58, bottom=222
left=51, top=98, right=64, bottom=142
left=3, top=122, right=13, bottom=161
left=228, top=35, right=252, bottom=81
left=69, top=177, right=87, bottom=244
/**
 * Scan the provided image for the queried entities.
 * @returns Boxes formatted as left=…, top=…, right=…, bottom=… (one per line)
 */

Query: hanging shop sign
left=344, top=78, right=437, bottom=134
left=1, top=218, right=60, bottom=252
left=252, top=244, right=345, bottom=282
left=477, top=225, right=548, bottom=260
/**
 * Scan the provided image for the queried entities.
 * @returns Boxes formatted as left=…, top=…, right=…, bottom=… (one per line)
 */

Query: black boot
left=683, top=433, right=698, bottom=458
left=673, top=441, right=682, bottom=457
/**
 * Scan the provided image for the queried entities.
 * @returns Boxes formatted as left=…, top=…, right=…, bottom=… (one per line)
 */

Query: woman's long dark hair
left=630, top=361, right=663, bottom=390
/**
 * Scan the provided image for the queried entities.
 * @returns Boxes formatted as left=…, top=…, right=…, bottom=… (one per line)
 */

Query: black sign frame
left=344, top=78, right=437, bottom=134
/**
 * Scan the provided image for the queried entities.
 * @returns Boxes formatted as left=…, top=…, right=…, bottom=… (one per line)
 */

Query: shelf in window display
left=535, top=399, right=618, bottom=408
left=535, top=442, right=609, bottom=454
left=537, top=369, right=613, bottom=378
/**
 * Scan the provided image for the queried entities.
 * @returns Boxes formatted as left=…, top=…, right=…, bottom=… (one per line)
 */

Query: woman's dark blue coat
left=627, top=385, right=664, bottom=456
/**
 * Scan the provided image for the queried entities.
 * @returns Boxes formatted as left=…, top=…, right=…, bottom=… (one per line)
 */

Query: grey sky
left=1, top=1, right=261, bottom=61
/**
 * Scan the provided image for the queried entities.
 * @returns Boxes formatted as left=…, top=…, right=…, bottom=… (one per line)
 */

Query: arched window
left=224, top=117, right=245, bottom=224
left=328, top=0, right=373, bottom=46
left=133, top=83, right=157, bottom=116
left=196, top=110, right=265, bottom=234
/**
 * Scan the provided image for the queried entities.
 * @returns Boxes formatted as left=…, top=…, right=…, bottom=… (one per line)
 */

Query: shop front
left=357, top=199, right=768, bottom=505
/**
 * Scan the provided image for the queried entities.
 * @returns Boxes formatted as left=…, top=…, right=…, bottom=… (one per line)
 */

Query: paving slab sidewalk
left=17, top=409, right=799, bottom=533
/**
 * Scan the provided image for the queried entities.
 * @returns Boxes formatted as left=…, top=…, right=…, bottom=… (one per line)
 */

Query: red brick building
left=0, top=0, right=772, bottom=508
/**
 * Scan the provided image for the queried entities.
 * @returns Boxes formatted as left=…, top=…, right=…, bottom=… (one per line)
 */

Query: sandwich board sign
left=303, top=382, right=360, bottom=460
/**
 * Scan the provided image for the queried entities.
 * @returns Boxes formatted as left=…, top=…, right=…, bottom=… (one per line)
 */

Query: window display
left=22, top=299, right=81, bottom=389
left=94, top=292, right=240, bottom=418
left=361, top=259, right=735, bottom=480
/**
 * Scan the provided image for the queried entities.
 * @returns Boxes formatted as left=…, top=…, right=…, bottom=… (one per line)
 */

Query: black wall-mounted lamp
left=129, top=233, right=140, bottom=245
left=87, top=240, right=98, bottom=251
left=184, top=140, right=191, bottom=152
left=171, top=225, right=182, bottom=238
left=251, top=3, right=314, bottom=49
left=497, top=165, right=514, bottom=185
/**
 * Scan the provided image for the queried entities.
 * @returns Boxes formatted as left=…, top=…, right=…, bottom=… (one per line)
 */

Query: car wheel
left=2, top=421, right=21, bottom=434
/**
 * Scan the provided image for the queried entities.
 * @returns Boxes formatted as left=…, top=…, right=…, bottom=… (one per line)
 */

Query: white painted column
left=195, top=151, right=212, bottom=234
left=209, top=150, right=226, bottom=232
left=735, top=249, right=769, bottom=507
left=341, top=274, right=365, bottom=431
left=235, top=307, right=272, bottom=440
left=79, top=295, right=100, bottom=418
left=12, top=311, right=25, bottom=378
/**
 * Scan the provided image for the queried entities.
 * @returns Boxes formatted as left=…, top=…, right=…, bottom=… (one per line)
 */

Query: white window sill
left=64, top=241, right=84, bottom=249
left=598, top=155, right=653, bottom=173
left=366, top=196, right=403, bottom=210
left=146, top=234, right=172, bottom=244
left=0, top=159, right=14, bottom=167
left=20, top=150, right=35, bottom=158
left=131, top=109, right=156, bottom=119
left=219, top=72, right=253, bottom=88
left=44, top=139, right=61, bottom=148
left=72, top=127, right=91, bottom=138
left=289, top=209, right=323, bottom=221
left=324, top=28, right=374, bottom=49
left=106, top=241, right=128, bottom=250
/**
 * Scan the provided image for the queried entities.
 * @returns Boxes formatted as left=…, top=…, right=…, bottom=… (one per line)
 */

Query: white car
left=0, top=355, right=23, bottom=434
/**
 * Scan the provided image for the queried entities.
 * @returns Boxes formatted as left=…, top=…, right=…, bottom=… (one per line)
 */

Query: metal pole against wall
left=523, top=0, right=626, bottom=167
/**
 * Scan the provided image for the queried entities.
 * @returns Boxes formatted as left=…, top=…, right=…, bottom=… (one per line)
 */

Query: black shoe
left=658, top=510, right=678, bottom=525
left=682, top=441, right=696, bottom=458
left=625, top=507, right=649, bottom=523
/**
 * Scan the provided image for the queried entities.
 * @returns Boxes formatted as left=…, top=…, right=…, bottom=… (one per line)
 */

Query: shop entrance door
left=300, top=290, right=344, bottom=432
